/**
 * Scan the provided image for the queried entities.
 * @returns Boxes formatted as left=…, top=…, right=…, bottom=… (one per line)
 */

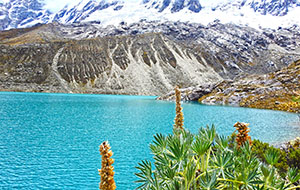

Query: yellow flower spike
left=173, top=86, right=184, bottom=132
left=99, top=141, right=116, bottom=190
left=234, top=122, right=252, bottom=148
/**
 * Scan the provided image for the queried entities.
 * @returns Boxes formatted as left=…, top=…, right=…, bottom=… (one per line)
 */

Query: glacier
left=0, top=0, right=300, bottom=31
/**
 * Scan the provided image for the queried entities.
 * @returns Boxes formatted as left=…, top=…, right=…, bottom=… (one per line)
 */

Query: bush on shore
left=135, top=87, right=300, bottom=190
left=135, top=126, right=300, bottom=190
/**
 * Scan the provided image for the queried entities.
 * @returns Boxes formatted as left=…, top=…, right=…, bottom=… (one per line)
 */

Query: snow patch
left=1, top=0, right=300, bottom=30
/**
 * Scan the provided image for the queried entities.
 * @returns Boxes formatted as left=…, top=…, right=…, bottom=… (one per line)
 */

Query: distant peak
left=143, top=0, right=202, bottom=13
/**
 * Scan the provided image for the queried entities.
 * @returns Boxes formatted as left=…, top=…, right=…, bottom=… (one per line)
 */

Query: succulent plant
left=135, top=126, right=300, bottom=189
left=135, top=95, right=300, bottom=189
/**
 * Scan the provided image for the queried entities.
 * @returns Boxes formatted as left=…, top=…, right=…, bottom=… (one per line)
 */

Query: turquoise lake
left=0, top=92, right=299, bottom=189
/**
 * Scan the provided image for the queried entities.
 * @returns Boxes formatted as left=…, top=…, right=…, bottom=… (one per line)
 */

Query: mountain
left=0, top=21, right=299, bottom=95
left=143, top=0, right=202, bottom=13
left=0, top=0, right=51, bottom=30
left=249, top=0, right=300, bottom=16
left=0, top=0, right=300, bottom=97
left=0, top=24, right=223, bottom=95
left=0, top=0, right=300, bottom=31
left=36, top=20, right=300, bottom=79
left=52, top=0, right=122, bottom=24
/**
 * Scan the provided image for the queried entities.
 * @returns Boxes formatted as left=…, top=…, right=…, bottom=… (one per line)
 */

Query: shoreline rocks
left=157, top=60, right=300, bottom=113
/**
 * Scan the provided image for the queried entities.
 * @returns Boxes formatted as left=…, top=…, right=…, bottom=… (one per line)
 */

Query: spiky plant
left=135, top=126, right=300, bottom=190
left=99, top=141, right=116, bottom=190
left=173, top=86, right=184, bottom=132
left=134, top=86, right=300, bottom=189
left=234, top=122, right=252, bottom=148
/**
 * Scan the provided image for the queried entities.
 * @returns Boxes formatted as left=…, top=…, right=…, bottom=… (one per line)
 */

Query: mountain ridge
left=0, top=27, right=224, bottom=95
left=0, top=0, right=300, bottom=31
left=0, top=21, right=299, bottom=95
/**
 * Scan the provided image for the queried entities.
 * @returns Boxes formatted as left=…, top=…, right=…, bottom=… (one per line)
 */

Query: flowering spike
left=173, top=86, right=184, bottom=132
left=234, top=122, right=252, bottom=148
left=99, top=141, right=116, bottom=190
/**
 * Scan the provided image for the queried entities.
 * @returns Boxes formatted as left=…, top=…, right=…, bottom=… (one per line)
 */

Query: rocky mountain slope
left=0, top=24, right=223, bottom=95
left=0, top=21, right=300, bottom=95
left=3, top=21, right=300, bottom=78
left=157, top=60, right=300, bottom=112
left=0, top=0, right=300, bottom=31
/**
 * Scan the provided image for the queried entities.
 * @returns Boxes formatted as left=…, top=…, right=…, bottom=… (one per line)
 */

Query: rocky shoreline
left=157, top=60, right=300, bottom=113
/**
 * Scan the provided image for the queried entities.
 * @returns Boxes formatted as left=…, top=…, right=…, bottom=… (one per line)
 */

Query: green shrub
left=135, top=126, right=300, bottom=190
left=252, top=139, right=288, bottom=175
left=292, top=96, right=300, bottom=103
left=288, top=148, right=300, bottom=171
left=251, top=139, right=300, bottom=177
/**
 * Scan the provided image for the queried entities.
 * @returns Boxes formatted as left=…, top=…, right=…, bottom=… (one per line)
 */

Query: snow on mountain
left=0, top=0, right=300, bottom=31
left=196, top=0, right=300, bottom=29
left=249, top=0, right=300, bottom=16
left=143, top=0, right=202, bottom=13
left=81, top=0, right=300, bottom=29
left=0, top=0, right=51, bottom=30
left=52, top=0, right=122, bottom=24
left=62, top=0, right=300, bottom=29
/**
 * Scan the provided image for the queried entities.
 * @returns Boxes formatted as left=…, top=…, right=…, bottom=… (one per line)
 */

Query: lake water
left=0, top=92, right=299, bottom=189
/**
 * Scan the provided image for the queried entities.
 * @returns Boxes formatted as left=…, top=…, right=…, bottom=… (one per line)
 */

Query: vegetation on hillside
left=240, top=60, right=300, bottom=113
left=196, top=60, right=300, bottom=113
left=251, top=139, right=300, bottom=177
